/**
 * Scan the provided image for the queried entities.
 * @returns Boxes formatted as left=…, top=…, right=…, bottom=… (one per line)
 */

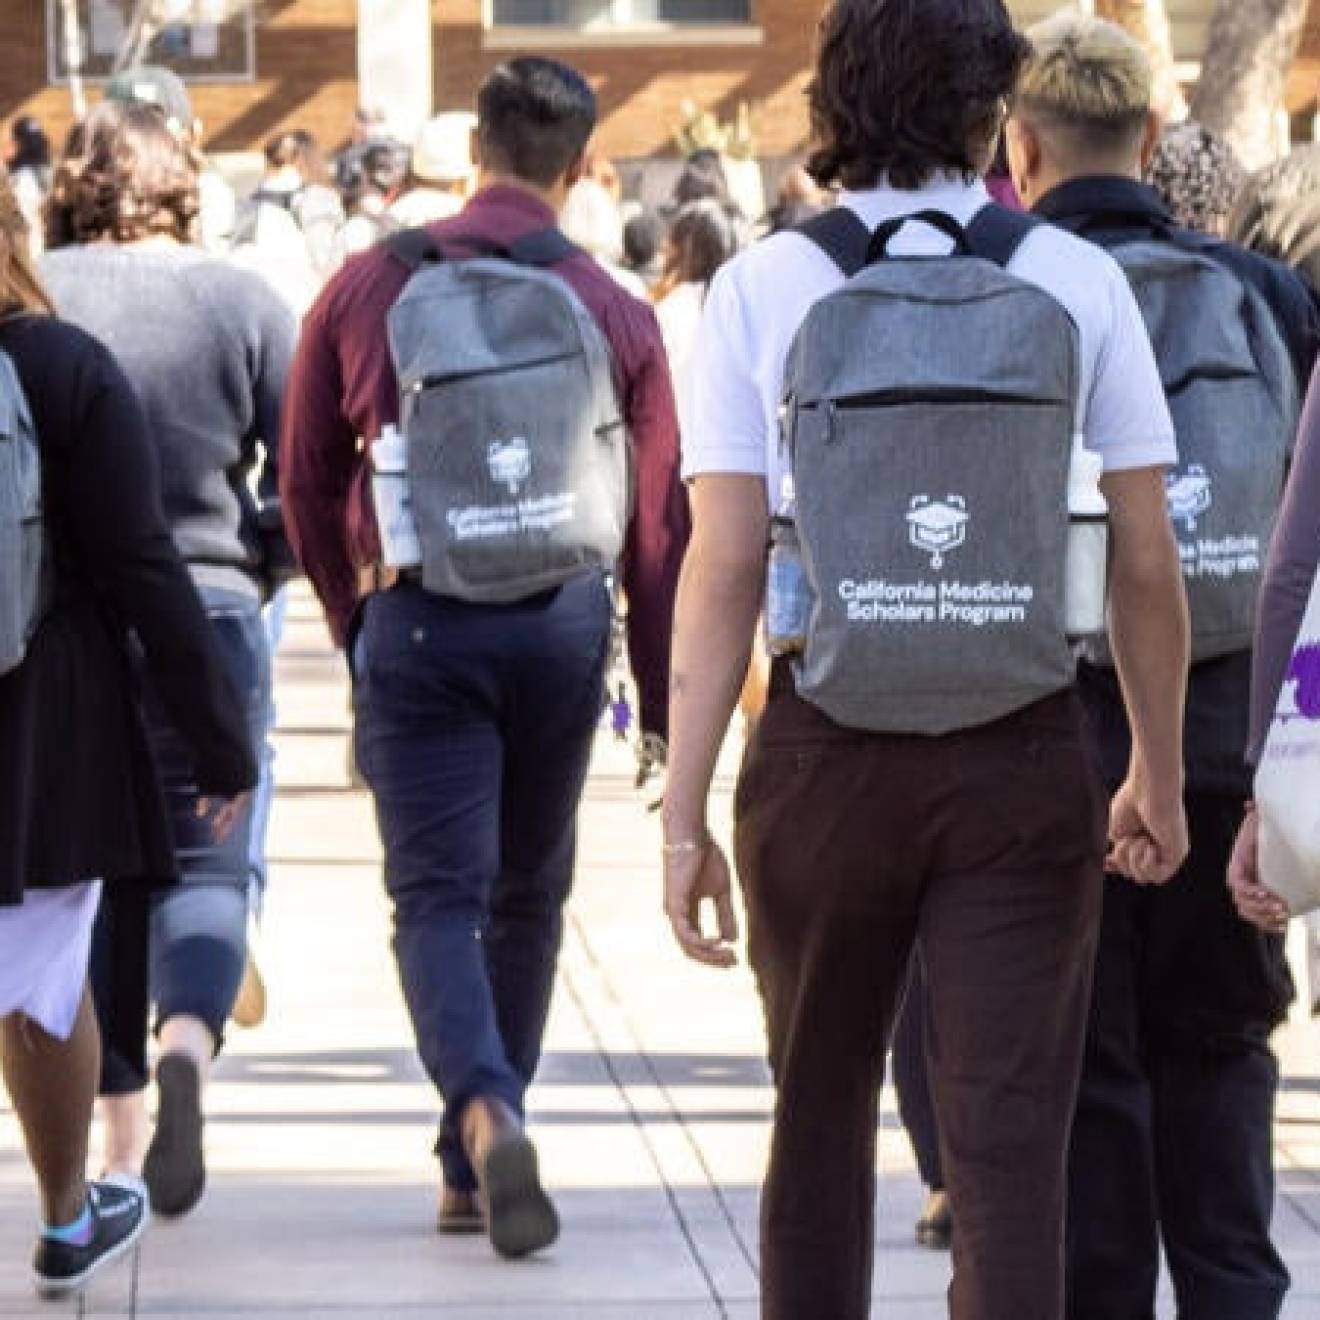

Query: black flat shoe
left=144, top=1054, right=207, bottom=1218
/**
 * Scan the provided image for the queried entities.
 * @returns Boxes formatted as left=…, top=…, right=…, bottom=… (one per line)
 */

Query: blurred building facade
left=2, top=0, right=816, bottom=161
left=5, top=1, right=1320, bottom=163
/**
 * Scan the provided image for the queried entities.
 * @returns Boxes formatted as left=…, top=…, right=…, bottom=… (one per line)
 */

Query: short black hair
left=808, top=0, right=1030, bottom=192
left=477, top=58, right=597, bottom=189
left=623, top=209, right=666, bottom=272
left=672, top=149, right=734, bottom=210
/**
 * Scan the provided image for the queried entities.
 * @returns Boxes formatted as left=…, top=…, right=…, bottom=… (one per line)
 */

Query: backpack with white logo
left=385, top=227, right=630, bottom=602
left=782, top=206, right=1080, bottom=736
left=0, top=345, right=46, bottom=676
left=1085, top=240, right=1295, bottom=665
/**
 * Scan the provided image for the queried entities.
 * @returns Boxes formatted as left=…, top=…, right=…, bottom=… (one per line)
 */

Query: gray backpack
left=0, top=345, right=44, bottom=676
left=386, top=227, right=629, bottom=603
left=1085, top=239, right=1295, bottom=666
left=783, top=207, right=1081, bottom=736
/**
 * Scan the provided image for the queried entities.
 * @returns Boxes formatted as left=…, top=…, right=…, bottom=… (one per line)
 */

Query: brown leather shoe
left=460, top=1097, right=559, bottom=1259
left=437, top=1185, right=484, bottom=1235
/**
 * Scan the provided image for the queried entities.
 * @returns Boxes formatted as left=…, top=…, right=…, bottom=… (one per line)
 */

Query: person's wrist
left=662, top=805, right=708, bottom=848
left=1128, top=750, right=1183, bottom=806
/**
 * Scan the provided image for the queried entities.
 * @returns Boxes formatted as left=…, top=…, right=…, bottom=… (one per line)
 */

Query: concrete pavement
left=6, top=588, right=1320, bottom=1316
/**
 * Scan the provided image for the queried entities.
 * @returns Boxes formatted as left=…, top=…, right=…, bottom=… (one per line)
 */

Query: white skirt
left=0, top=882, right=102, bottom=1040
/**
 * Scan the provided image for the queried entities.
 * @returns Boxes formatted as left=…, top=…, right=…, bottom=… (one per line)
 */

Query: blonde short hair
left=1018, top=10, right=1153, bottom=134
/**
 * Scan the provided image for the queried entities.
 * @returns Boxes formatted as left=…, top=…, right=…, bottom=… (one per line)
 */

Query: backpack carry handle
left=866, top=210, right=973, bottom=264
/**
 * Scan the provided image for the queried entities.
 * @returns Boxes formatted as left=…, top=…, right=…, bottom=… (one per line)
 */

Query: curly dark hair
left=808, top=0, right=1030, bottom=192
left=46, top=101, right=200, bottom=249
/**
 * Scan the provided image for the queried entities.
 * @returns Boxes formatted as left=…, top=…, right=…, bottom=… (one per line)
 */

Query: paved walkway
left=6, top=590, right=1320, bottom=1316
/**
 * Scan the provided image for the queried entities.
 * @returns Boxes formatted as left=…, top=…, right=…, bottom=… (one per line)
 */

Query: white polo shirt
left=681, top=176, right=1177, bottom=492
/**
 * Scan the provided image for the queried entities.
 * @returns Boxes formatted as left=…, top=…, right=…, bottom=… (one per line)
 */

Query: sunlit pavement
left=6, top=587, right=1320, bottom=1317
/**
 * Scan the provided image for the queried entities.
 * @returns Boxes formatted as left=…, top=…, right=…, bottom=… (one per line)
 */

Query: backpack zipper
left=799, top=388, right=1060, bottom=444
left=409, top=350, right=582, bottom=395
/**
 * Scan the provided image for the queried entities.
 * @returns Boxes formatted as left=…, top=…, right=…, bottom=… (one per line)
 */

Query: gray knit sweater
left=41, top=243, right=297, bottom=599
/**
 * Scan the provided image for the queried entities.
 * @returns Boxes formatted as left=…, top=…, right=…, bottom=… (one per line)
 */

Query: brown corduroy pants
left=735, top=670, right=1106, bottom=1320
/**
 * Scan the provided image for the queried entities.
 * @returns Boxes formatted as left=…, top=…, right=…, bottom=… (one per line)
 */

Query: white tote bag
left=1256, top=570, right=1320, bottom=915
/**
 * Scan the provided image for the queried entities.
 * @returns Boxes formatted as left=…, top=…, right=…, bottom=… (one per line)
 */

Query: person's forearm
left=662, top=540, right=764, bottom=842
left=1108, top=547, right=1189, bottom=798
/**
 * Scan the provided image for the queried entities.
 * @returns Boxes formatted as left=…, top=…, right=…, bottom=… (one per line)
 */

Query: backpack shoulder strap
left=796, top=208, right=873, bottom=278
left=386, top=226, right=444, bottom=272
left=507, top=228, right=580, bottom=268
left=965, top=205, right=1045, bottom=269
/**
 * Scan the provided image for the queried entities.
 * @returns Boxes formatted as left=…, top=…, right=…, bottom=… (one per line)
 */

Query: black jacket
left=1035, top=177, right=1320, bottom=795
left=0, top=316, right=257, bottom=906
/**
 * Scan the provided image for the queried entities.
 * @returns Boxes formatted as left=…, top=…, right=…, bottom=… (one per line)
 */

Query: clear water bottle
left=371, top=424, right=422, bottom=570
left=1064, top=438, right=1108, bottom=640
left=766, top=474, right=812, bottom=658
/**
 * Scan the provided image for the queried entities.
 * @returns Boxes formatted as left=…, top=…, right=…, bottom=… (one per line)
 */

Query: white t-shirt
left=656, top=281, right=707, bottom=427
left=682, top=176, right=1177, bottom=494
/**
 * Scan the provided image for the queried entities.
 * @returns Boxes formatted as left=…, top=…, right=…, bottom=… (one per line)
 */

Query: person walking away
left=281, top=56, right=688, bottom=1258
left=661, top=3, right=1191, bottom=1318
left=42, top=102, right=296, bottom=1219
left=1006, top=16, right=1320, bottom=1319
left=5, top=118, right=52, bottom=254
left=1146, top=120, right=1248, bottom=238
left=245, top=129, right=346, bottom=280
left=1229, top=144, right=1320, bottom=295
left=0, top=168, right=256, bottom=1296
left=390, top=113, right=478, bottom=228
left=105, top=67, right=237, bottom=254
left=654, top=199, right=741, bottom=419
left=331, top=137, right=408, bottom=266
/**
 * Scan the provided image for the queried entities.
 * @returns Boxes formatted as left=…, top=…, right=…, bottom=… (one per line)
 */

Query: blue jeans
left=352, top=577, right=610, bottom=1191
left=94, top=585, right=270, bottom=1096
left=247, top=584, right=291, bottom=912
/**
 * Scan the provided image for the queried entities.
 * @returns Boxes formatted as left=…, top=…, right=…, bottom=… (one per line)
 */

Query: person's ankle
left=42, top=1183, right=88, bottom=1232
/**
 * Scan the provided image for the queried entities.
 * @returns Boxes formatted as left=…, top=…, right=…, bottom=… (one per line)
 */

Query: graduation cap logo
left=907, top=495, right=969, bottom=570
left=1165, top=465, right=1213, bottom=532
left=488, top=437, right=532, bottom=496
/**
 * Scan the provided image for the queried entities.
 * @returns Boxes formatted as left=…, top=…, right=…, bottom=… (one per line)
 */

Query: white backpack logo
left=907, top=495, right=969, bottom=570
left=1165, top=464, right=1213, bottom=532
left=487, top=437, right=532, bottom=496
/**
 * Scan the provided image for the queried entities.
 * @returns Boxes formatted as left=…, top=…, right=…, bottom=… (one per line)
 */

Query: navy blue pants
left=1066, top=793, right=1295, bottom=1320
left=352, top=578, right=610, bottom=1192
left=95, top=585, right=269, bottom=1096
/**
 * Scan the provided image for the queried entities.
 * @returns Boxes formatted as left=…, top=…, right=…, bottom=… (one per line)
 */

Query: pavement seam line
left=559, top=945, right=731, bottom=1320
left=566, top=909, right=761, bottom=1280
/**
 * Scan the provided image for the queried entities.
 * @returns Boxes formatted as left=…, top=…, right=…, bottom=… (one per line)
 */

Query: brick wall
left=15, top=0, right=1320, bottom=162
left=433, top=0, right=821, bottom=160
left=0, top=0, right=817, bottom=161
left=0, top=0, right=360, bottom=157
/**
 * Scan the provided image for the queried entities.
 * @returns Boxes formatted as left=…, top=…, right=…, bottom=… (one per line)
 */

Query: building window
left=49, top=0, right=256, bottom=84
left=491, top=0, right=752, bottom=27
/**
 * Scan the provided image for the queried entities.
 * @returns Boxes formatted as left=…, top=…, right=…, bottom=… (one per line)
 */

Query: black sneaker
left=144, top=1053, right=207, bottom=1217
left=33, top=1180, right=148, bottom=1298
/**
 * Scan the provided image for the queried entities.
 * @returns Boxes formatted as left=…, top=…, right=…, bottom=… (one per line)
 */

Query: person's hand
left=196, top=793, right=251, bottom=844
left=663, top=836, right=739, bottom=969
left=1227, top=806, right=1290, bottom=934
left=1108, top=775, right=1188, bottom=886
